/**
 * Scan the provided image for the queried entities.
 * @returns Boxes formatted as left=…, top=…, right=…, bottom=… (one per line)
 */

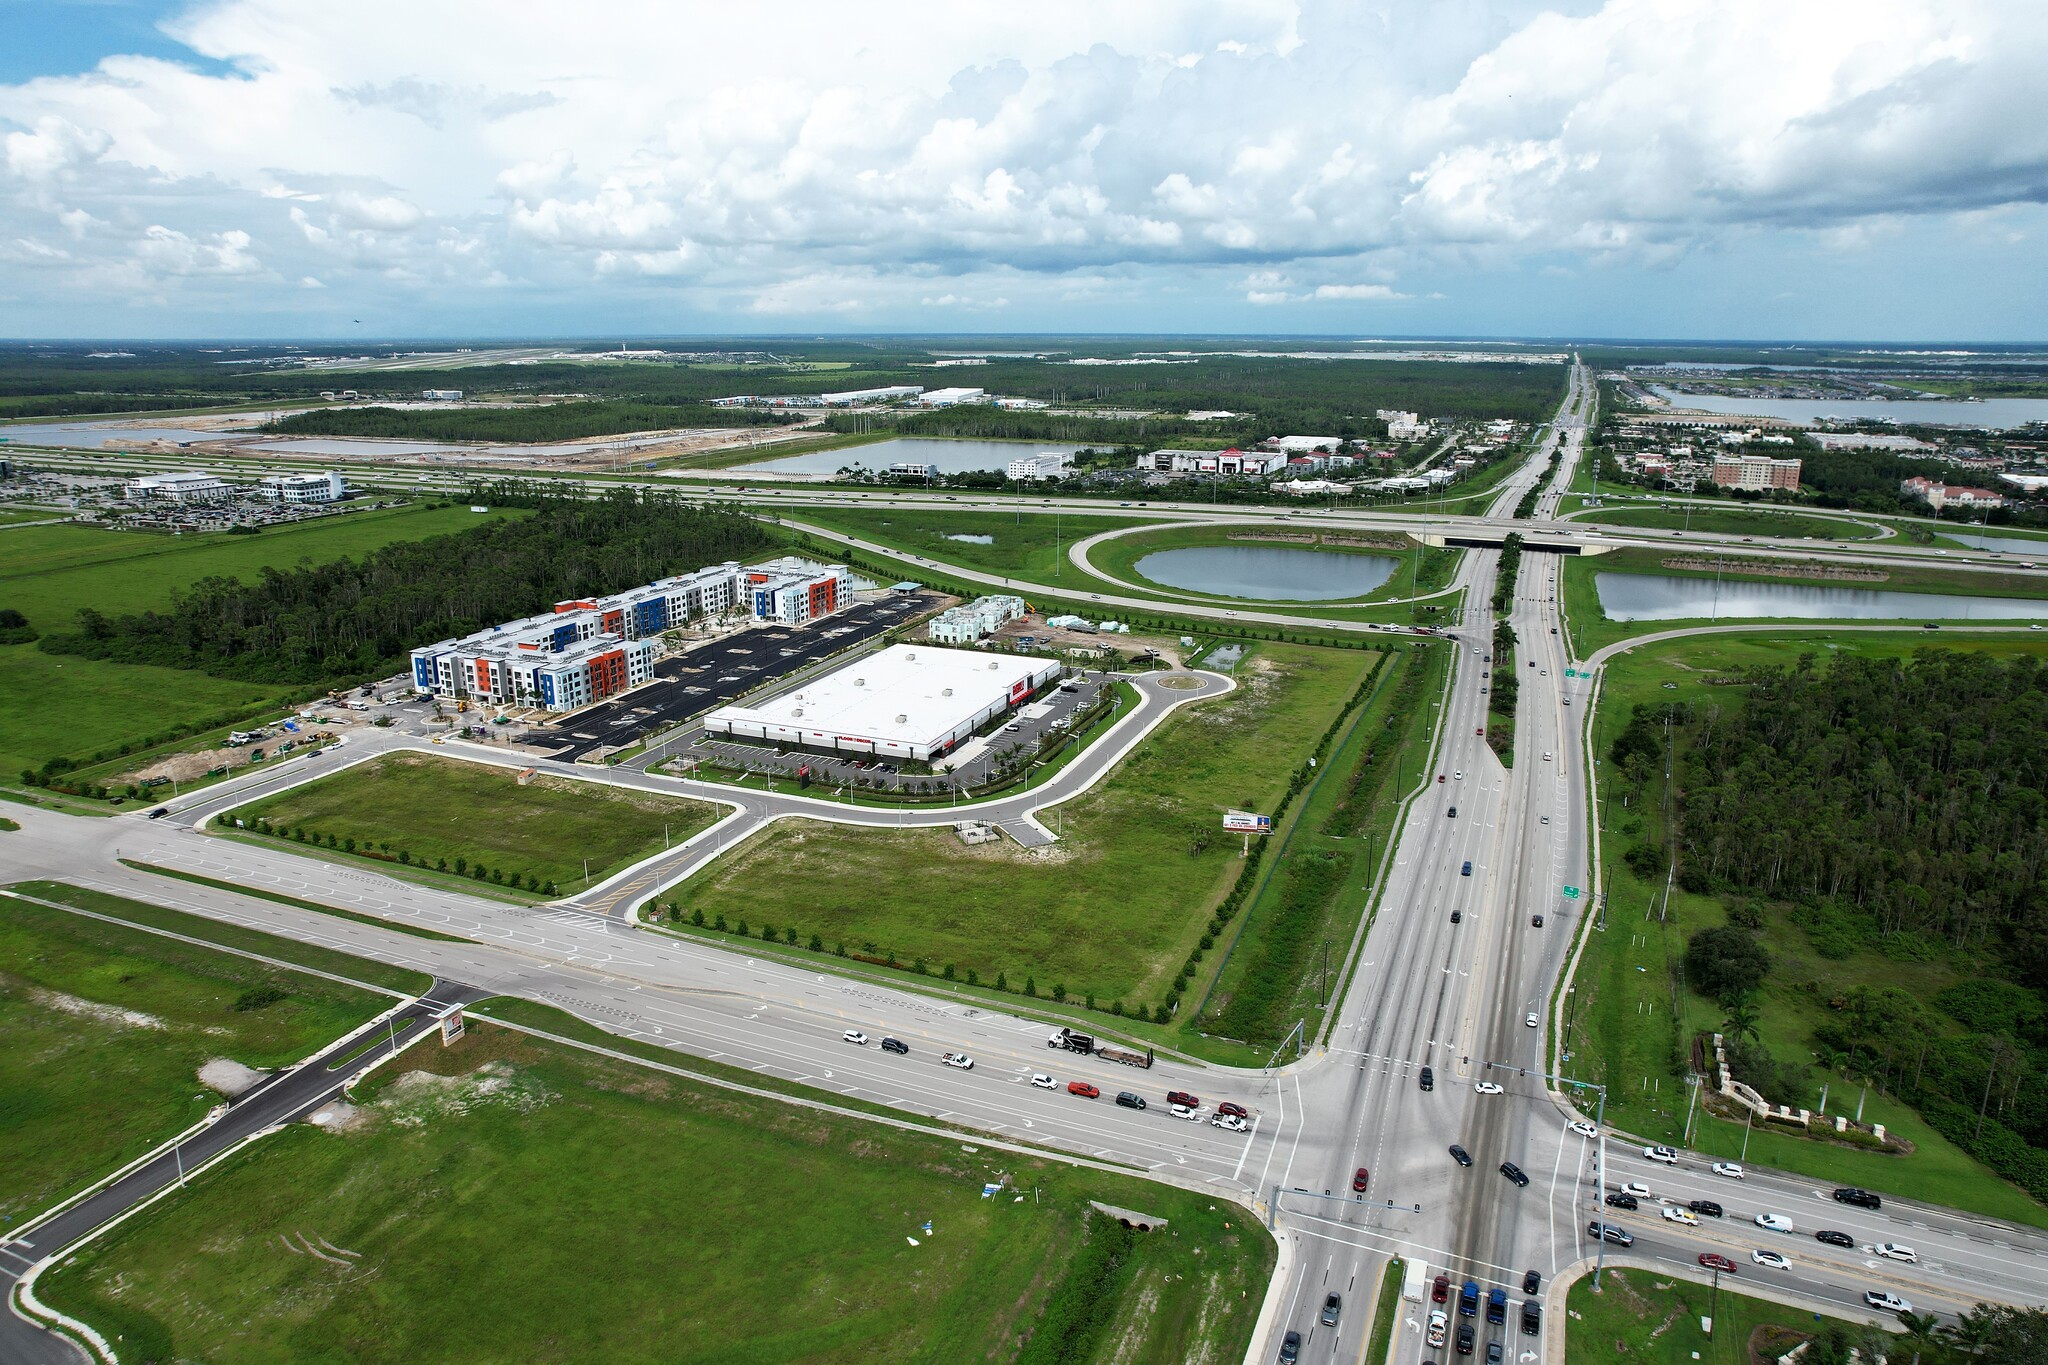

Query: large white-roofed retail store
left=702, top=645, right=1061, bottom=762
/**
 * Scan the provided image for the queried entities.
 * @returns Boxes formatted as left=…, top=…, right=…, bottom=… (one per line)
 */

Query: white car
left=1212, top=1113, right=1249, bottom=1132
left=1712, top=1162, right=1745, bottom=1180
left=1619, top=1181, right=1650, bottom=1199
left=1169, top=1102, right=1200, bottom=1120
left=1661, top=1205, right=1700, bottom=1226
left=1454, top=770, right=1464, bottom=780
left=1031, top=1073, right=1056, bottom=1090
left=1865, top=1291, right=1912, bottom=1314
left=1568, top=1120, right=1598, bottom=1139
left=1474, top=1082, right=1505, bottom=1096
left=1427, top=1309, right=1448, bottom=1347
left=1543, top=751, right=1552, bottom=761
left=1644, top=1145, right=1679, bottom=1164
left=1751, top=1249, right=1791, bottom=1271
left=1875, top=1243, right=1918, bottom=1264
left=942, top=1052, right=974, bottom=1070
left=842, top=1030, right=868, bottom=1045
left=1754, top=1213, right=1794, bottom=1233
left=1524, top=1012, right=1539, bottom=1028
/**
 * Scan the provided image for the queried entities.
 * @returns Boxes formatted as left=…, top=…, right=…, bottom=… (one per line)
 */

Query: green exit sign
left=1562, top=885, right=1582, bottom=900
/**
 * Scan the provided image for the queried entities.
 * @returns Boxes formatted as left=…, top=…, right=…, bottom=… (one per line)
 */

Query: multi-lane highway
left=6, top=358, right=2046, bottom=1362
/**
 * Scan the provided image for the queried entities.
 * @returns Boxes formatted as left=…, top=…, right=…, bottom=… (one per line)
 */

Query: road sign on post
left=1561, top=885, right=1582, bottom=900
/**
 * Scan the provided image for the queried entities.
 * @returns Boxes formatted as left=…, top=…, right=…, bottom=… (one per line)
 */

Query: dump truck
left=1047, top=1027, right=1153, bottom=1069
left=1048, top=1028, right=1095, bottom=1055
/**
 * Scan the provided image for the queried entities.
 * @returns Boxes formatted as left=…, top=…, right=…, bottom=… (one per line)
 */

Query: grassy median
left=0, top=891, right=389, bottom=1226
left=1567, top=1267, right=1866, bottom=1365
left=41, top=1020, right=1274, bottom=1364
left=230, top=752, right=721, bottom=895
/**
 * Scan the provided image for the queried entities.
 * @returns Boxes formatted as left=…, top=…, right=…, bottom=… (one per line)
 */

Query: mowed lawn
left=41, top=1022, right=1274, bottom=1365
left=233, top=753, right=722, bottom=890
left=783, top=504, right=1157, bottom=583
left=0, top=503, right=529, bottom=776
left=1574, top=503, right=1876, bottom=540
left=1567, top=1267, right=1865, bottom=1365
left=0, top=894, right=388, bottom=1225
left=677, top=643, right=1377, bottom=1006
left=1572, top=629, right=2048, bottom=1228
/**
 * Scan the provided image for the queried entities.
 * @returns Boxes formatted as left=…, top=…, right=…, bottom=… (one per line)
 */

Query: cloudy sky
left=3, top=0, right=2045, bottom=340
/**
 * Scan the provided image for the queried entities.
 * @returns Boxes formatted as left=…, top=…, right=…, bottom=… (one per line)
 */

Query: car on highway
left=1067, top=1081, right=1099, bottom=1099
left=1875, top=1243, right=1918, bottom=1264
left=1644, top=1145, right=1679, bottom=1164
left=146, top=806, right=169, bottom=819
left=1166, top=1089, right=1199, bottom=1109
left=1320, top=1291, right=1342, bottom=1326
left=1115, top=1091, right=1146, bottom=1110
left=1212, top=1113, right=1249, bottom=1132
left=1461, top=860, right=1473, bottom=876
left=1428, top=1308, right=1448, bottom=1347
left=1486, top=1338, right=1505, bottom=1363
left=1688, top=1199, right=1724, bottom=1218
left=1170, top=1102, right=1200, bottom=1120
left=1353, top=1167, right=1371, bottom=1193
left=1619, top=1181, right=1650, bottom=1198
left=1589, top=1221, right=1634, bottom=1246
left=1474, top=1081, right=1505, bottom=1096
left=1540, top=814, right=1550, bottom=824
left=1531, top=914, right=1545, bottom=927
left=1712, top=1162, right=1745, bottom=1179
left=1217, top=1101, right=1249, bottom=1119
left=1755, top=1213, right=1794, bottom=1233
left=1543, top=751, right=1552, bottom=761
left=1448, top=805, right=1457, bottom=818
left=1456, top=1321, right=1475, bottom=1355
left=1031, top=1073, right=1056, bottom=1089
left=1815, top=1229, right=1856, bottom=1248
left=942, top=1052, right=974, bottom=1070
left=1522, top=1269, right=1542, bottom=1295
left=1433, top=1273, right=1451, bottom=1303
left=1864, top=1291, right=1913, bottom=1314
left=1450, top=1145, right=1473, bottom=1167
left=1661, top=1206, right=1700, bottom=1226
left=1604, top=1192, right=1639, bottom=1211
left=1420, top=1066, right=1434, bottom=1091
left=1499, top=1161, right=1529, bottom=1187
left=1752, top=1249, right=1791, bottom=1270
left=843, top=1030, right=868, bottom=1045
left=1524, top=1012, right=1539, bottom=1028
left=1569, top=1119, right=1597, bottom=1139
left=881, top=1037, right=909, bottom=1054
left=1438, top=773, right=1446, bottom=782
left=1833, top=1187, right=1882, bottom=1209
left=1459, top=1280, right=1480, bottom=1316
left=1698, top=1252, right=1738, bottom=1274
left=1278, top=1328, right=1301, bottom=1362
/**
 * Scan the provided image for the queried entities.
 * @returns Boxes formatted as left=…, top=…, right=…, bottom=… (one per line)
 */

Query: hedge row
left=223, top=813, right=561, bottom=895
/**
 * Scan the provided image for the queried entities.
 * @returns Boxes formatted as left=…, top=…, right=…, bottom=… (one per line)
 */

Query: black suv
left=1604, top=1192, right=1638, bottom=1210
left=1278, top=1329, right=1301, bottom=1362
left=1522, top=1269, right=1542, bottom=1295
left=1499, top=1161, right=1530, bottom=1187
left=1449, top=1144, right=1473, bottom=1167
left=1456, top=1321, right=1475, bottom=1355
left=880, top=1037, right=909, bottom=1055
left=1115, top=1091, right=1147, bottom=1110
left=1833, top=1187, right=1882, bottom=1209
left=1420, top=1065, right=1434, bottom=1091
left=1320, top=1292, right=1342, bottom=1327
left=1688, top=1199, right=1724, bottom=1218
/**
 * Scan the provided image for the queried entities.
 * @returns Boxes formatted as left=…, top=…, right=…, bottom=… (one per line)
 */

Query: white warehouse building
left=125, top=471, right=230, bottom=502
left=702, top=644, right=1059, bottom=762
left=258, top=471, right=348, bottom=503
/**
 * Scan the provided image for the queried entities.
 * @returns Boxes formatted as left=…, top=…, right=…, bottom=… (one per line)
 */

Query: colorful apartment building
left=408, top=558, right=848, bottom=713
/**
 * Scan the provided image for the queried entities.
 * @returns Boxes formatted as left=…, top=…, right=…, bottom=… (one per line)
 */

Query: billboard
left=1223, top=810, right=1271, bottom=833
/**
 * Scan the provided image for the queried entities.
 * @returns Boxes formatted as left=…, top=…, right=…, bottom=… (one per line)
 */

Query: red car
left=1353, top=1167, right=1371, bottom=1194
left=1432, top=1274, right=1450, bottom=1304
left=1166, top=1090, right=1199, bottom=1109
left=1477, top=727, right=1486, bottom=736
left=1437, top=774, right=1446, bottom=783
left=1697, top=1253, right=1737, bottom=1274
left=1067, top=1081, right=1099, bottom=1099
left=1217, top=1101, right=1249, bottom=1120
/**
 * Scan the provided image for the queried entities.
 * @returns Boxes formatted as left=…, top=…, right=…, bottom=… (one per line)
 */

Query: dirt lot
left=114, top=712, right=361, bottom=786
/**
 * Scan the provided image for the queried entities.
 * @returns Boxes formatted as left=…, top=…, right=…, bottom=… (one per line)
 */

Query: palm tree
left=1894, top=1310, right=1943, bottom=1365
left=1721, top=992, right=1763, bottom=1046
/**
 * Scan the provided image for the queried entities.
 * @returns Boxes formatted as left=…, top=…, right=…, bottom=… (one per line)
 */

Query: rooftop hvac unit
left=896, top=714, right=907, bottom=724
left=905, top=651, right=916, bottom=660
left=943, top=688, right=953, bottom=696
left=791, top=707, right=802, bottom=718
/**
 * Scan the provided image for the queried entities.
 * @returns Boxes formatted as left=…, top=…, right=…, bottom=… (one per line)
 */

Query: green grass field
left=1561, top=546, right=2048, bottom=658
left=677, top=642, right=1378, bottom=1011
left=1084, top=522, right=1432, bottom=610
left=1573, top=503, right=1876, bottom=540
left=1567, top=1266, right=1867, bottom=1365
left=40, top=1020, right=1274, bottom=1365
left=1568, top=629, right=2048, bottom=1228
left=232, top=753, right=720, bottom=893
left=778, top=503, right=1157, bottom=583
left=0, top=892, right=388, bottom=1225
left=0, top=503, right=530, bottom=777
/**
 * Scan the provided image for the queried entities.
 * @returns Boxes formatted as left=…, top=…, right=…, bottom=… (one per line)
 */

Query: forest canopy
left=38, top=486, right=774, bottom=686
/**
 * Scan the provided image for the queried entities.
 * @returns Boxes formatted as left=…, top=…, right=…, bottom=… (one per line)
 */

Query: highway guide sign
left=1223, top=810, right=1272, bottom=833
left=1562, top=885, right=1582, bottom=900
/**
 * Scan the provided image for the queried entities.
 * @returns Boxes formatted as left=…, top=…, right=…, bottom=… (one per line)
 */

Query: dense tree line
left=261, top=400, right=793, bottom=443
left=38, top=487, right=773, bottom=685
left=1643, top=651, right=2048, bottom=1198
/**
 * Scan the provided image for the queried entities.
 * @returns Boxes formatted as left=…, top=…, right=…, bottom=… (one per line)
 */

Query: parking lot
left=528, top=593, right=937, bottom=761
left=663, top=669, right=1116, bottom=794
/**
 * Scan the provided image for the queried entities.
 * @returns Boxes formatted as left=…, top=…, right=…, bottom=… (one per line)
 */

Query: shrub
left=692, top=908, right=706, bottom=927
left=231, top=986, right=286, bottom=1012
left=1685, top=925, right=1771, bottom=1002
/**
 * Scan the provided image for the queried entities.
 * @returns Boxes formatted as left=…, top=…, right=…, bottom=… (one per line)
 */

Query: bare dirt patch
left=199, top=1057, right=268, bottom=1096
left=28, top=987, right=165, bottom=1031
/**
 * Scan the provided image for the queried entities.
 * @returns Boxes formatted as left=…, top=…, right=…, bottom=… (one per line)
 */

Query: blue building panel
left=539, top=674, right=556, bottom=707
left=551, top=622, right=578, bottom=651
left=634, top=598, right=666, bottom=634
left=413, top=656, right=435, bottom=689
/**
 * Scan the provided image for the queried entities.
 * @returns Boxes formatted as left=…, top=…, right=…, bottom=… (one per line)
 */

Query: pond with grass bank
left=1594, top=572, right=2048, bottom=623
left=1134, top=544, right=1398, bottom=601
left=1940, top=529, right=2048, bottom=556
